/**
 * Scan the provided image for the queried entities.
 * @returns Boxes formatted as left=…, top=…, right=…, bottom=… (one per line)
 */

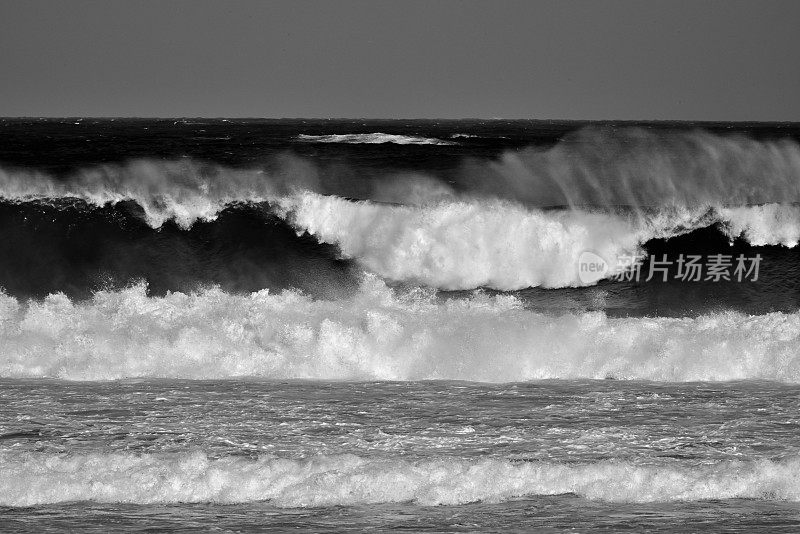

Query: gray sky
left=1, top=0, right=798, bottom=120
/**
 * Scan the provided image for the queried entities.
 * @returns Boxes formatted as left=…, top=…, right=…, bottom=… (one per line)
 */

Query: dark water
left=2, top=118, right=800, bottom=531
left=2, top=118, right=797, bottom=171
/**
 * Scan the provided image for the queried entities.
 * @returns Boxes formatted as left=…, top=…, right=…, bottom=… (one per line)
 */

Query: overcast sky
left=1, top=0, right=798, bottom=120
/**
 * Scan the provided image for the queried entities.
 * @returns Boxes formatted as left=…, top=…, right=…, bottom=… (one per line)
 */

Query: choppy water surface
left=2, top=380, right=800, bottom=532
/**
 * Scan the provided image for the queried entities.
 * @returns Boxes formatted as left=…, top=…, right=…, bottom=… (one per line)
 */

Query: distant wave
left=3, top=277, right=800, bottom=381
left=450, top=133, right=508, bottom=139
left=0, top=159, right=280, bottom=228
left=0, top=158, right=457, bottom=228
left=2, top=126, right=799, bottom=223
left=459, top=126, right=800, bottom=209
left=296, top=133, right=456, bottom=145
left=2, top=451, right=799, bottom=506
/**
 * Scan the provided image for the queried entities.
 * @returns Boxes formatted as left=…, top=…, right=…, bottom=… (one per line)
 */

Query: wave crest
left=278, top=192, right=800, bottom=289
left=463, top=127, right=800, bottom=209
left=277, top=192, right=648, bottom=289
left=0, top=159, right=309, bottom=229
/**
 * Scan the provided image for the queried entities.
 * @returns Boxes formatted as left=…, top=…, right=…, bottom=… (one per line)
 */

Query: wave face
left=2, top=277, right=800, bottom=381
left=296, top=133, right=456, bottom=145
left=2, top=451, right=798, bottom=506
left=0, top=200, right=358, bottom=300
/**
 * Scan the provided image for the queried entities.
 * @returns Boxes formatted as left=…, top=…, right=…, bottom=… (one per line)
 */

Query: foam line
left=2, top=452, right=799, bottom=506
left=2, top=278, right=800, bottom=381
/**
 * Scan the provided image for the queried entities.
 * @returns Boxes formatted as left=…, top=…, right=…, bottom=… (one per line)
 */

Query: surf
left=2, top=451, right=799, bottom=506
left=2, top=276, right=800, bottom=382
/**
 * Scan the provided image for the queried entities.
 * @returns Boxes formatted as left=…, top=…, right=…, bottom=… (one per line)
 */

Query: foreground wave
left=2, top=451, right=798, bottom=506
left=1, top=277, right=799, bottom=381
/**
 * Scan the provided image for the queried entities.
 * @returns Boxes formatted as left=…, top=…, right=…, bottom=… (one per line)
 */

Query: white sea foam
left=2, top=451, right=799, bottom=506
left=296, top=133, right=456, bottom=145
left=277, top=192, right=652, bottom=289
left=277, top=192, right=799, bottom=289
left=720, top=204, right=800, bottom=247
left=2, top=278, right=800, bottom=382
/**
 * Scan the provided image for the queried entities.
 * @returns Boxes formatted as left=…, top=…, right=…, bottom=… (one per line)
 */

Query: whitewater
left=4, top=452, right=800, bottom=506
left=1, top=276, right=799, bottom=382
left=3, top=119, right=800, bottom=532
left=278, top=192, right=800, bottom=289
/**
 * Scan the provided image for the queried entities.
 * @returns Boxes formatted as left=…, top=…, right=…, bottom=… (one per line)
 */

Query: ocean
left=1, top=118, right=800, bottom=531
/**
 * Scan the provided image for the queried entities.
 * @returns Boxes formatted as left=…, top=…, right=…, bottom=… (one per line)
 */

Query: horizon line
left=2, top=116, right=800, bottom=124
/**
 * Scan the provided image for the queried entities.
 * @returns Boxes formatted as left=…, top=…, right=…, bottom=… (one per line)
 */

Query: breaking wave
left=2, top=277, right=800, bottom=381
left=2, top=451, right=799, bottom=506
left=459, top=126, right=800, bottom=209
left=2, top=163, right=800, bottom=289
left=719, top=204, right=800, bottom=247
left=1, top=124, right=800, bottom=290
left=278, top=192, right=800, bottom=289
left=1, top=126, right=798, bottom=226
left=278, top=193, right=651, bottom=290
left=0, top=159, right=281, bottom=229
left=296, top=133, right=456, bottom=145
